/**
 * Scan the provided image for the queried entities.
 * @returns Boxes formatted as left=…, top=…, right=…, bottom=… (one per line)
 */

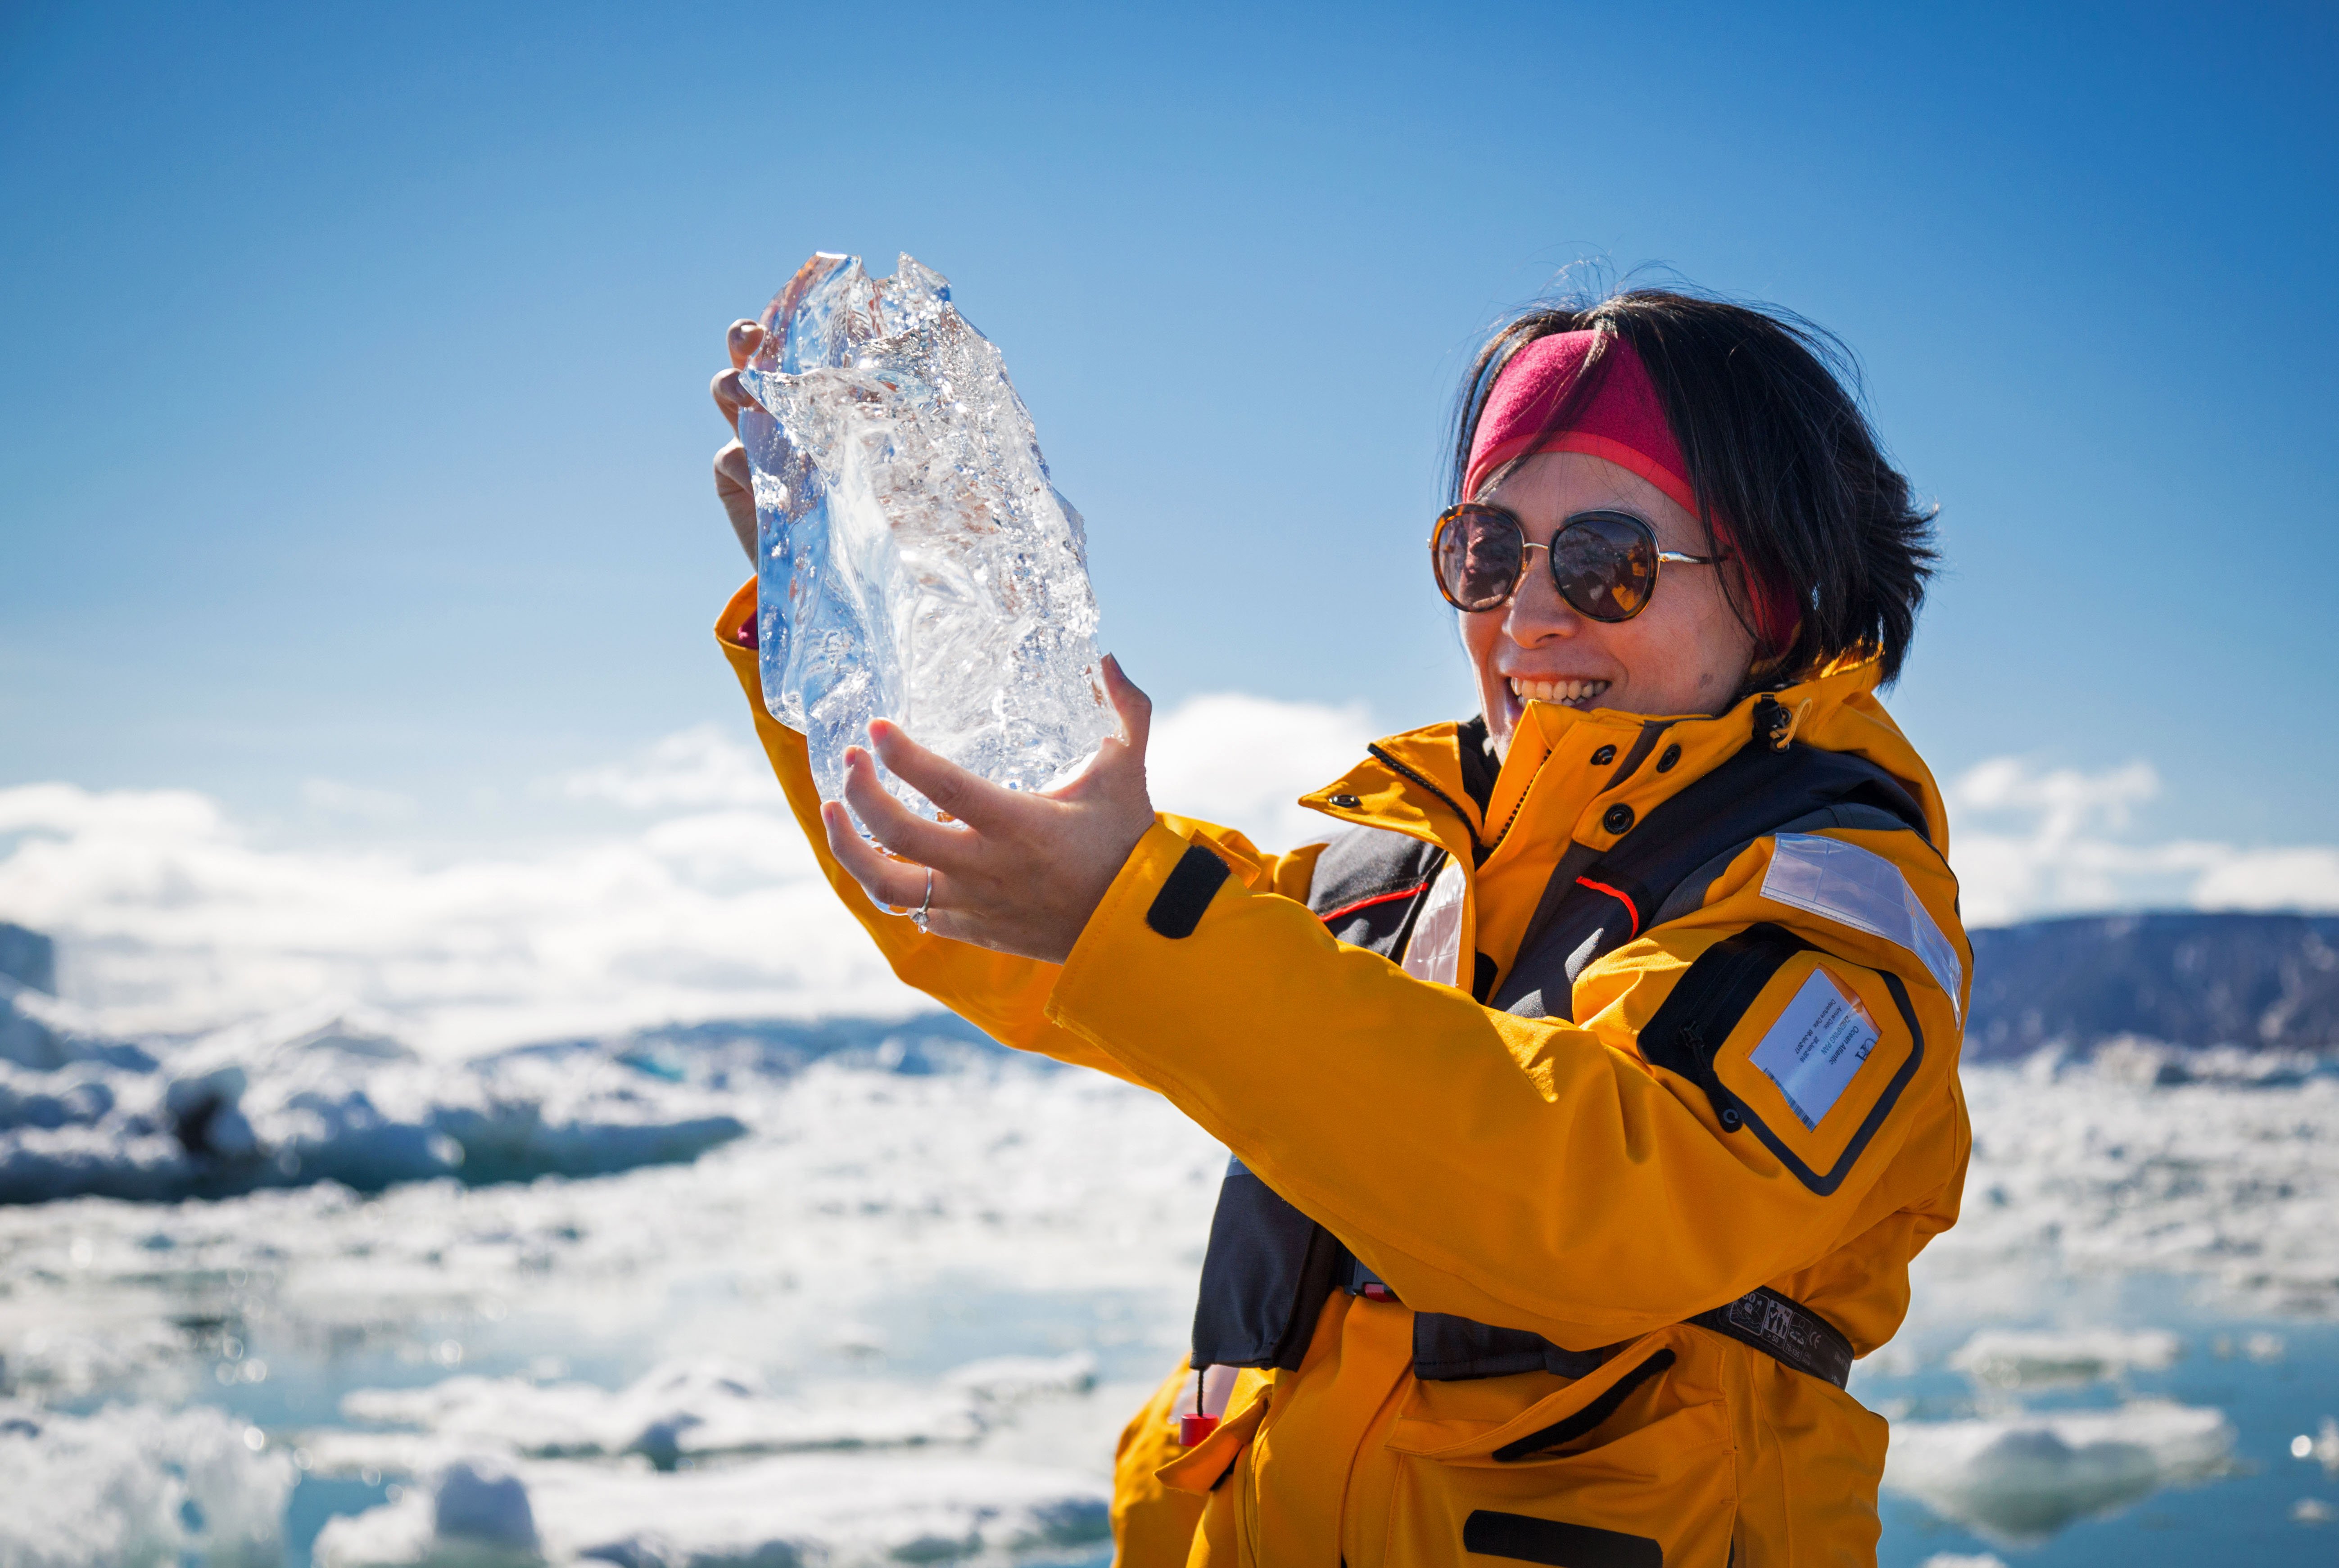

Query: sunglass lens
left=1551, top=513, right=1658, bottom=621
left=1435, top=508, right=1524, bottom=611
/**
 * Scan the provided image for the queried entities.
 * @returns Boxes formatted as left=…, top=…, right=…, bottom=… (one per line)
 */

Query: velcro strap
left=1146, top=844, right=1231, bottom=938
left=1688, top=1285, right=1853, bottom=1387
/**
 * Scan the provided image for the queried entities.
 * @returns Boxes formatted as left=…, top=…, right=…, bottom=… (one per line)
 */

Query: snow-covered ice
left=0, top=1400, right=294, bottom=1568
left=738, top=252, right=1114, bottom=819
left=1905, top=1053, right=2339, bottom=1319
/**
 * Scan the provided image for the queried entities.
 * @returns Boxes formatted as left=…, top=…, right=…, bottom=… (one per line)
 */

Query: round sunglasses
left=1430, top=503, right=1723, bottom=620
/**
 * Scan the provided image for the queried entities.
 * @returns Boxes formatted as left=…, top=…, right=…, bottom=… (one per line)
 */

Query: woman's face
left=1464, top=452, right=1759, bottom=758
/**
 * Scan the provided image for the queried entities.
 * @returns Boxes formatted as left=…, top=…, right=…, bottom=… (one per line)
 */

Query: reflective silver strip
left=1760, top=832, right=1964, bottom=1022
left=1400, top=856, right=1468, bottom=989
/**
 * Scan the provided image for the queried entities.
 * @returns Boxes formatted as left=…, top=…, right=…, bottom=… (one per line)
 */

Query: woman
left=706, top=289, right=1969, bottom=1567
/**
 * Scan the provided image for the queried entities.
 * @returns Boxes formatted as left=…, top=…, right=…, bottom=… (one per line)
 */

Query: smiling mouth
left=1508, top=676, right=1611, bottom=711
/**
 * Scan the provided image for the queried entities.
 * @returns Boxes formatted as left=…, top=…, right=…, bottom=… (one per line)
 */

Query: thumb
left=1099, top=654, right=1152, bottom=757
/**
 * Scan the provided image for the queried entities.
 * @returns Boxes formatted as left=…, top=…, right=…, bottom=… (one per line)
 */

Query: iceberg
left=0, top=1007, right=753, bottom=1205
left=737, top=251, right=1114, bottom=819
left=1883, top=1399, right=2233, bottom=1542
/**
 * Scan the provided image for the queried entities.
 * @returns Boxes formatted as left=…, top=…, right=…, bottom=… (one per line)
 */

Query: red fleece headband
left=1465, top=331, right=1796, bottom=654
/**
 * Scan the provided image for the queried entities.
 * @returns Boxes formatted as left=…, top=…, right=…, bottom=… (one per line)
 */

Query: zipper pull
left=1679, top=1024, right=1745, bottom=1132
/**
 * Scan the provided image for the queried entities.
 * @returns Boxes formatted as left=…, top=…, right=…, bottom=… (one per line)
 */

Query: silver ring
left=910, top=868, right=934, bottom=932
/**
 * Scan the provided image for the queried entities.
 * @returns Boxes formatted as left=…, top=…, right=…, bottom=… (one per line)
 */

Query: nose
left=1503, top=544, right=1585, bottom=648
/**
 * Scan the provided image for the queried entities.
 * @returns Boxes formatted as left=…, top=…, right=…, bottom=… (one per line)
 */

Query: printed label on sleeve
left=1749, top=967, right=1880, bottom=1130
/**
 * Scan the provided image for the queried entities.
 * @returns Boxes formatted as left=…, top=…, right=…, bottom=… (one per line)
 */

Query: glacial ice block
left=737, top=252, right=1113, bottom=819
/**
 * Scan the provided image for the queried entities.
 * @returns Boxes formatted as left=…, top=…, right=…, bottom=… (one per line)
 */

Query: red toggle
left=1360, top=1283, right=1396, bottom=1302
left=1180, top=1413, right=1221, bottom=1446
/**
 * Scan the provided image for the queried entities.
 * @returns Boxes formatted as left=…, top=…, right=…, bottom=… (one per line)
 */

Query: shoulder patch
left=1638, top=926, right=1926, bottom=1195
left=1761, top=832, right=1964, bottom=1020
left=1749, top=967, right=1880, bottom=1129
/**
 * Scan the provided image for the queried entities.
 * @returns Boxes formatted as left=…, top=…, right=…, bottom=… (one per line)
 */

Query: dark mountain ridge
left=1963, top=911, right=2339, bottom=1062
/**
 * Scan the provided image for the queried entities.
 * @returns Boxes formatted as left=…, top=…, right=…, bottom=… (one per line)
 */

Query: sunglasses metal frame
left=1430, top=502, right=1724, bottom=620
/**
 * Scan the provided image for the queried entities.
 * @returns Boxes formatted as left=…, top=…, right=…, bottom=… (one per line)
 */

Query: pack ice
left=0, top=982, right=748, bottom=1204
left=737, top=252, right=1114, bottom=818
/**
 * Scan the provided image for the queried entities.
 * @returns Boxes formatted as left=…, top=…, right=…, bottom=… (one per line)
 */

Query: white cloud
left=0, top=777, right=907, bottom=1055
left=2190, top=846, right=2339, bottom=912
left=1946, top=757, right=2339, bottom=926
left=0, top=694, right=1383, bottom=1053
left=560, top=725, right=784, bottom=811
left=1145, top=692, right=1380, bottom=853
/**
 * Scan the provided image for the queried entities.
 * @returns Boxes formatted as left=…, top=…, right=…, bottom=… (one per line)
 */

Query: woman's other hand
left=711, top=319, right=764, bottom=564
left=820, top=658, right=1159, bottom=964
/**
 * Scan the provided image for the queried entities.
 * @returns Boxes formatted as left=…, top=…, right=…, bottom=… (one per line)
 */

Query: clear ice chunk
left=737, top=252, right=1113, bottom=820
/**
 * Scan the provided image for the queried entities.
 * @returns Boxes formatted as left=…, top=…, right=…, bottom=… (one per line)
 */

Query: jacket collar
left=1299, top=655, right=1945, bottom=860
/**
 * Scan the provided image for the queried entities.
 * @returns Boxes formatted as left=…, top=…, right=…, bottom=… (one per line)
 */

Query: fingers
left=714, top=441, right=756, bottom=564
left=867, top=719, right=1018, bottom=831
left=728, top=318, right=764, bottom=371
left=840, top=746, right=974, bottom=868
left=715, top=440, right=752, bottom=497
left=710, top=367, right=752, bottom=432
left=1043, top=654, right=1155, bottom=806
left=1099, top=654, right=1153, bottom=755
left=819, top=800, right=932, bottom=909
left=715, top=319, right=768, bottom=557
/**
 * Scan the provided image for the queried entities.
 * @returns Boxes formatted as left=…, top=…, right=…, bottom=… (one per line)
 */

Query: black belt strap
left=1686, top=1285, right=1854, bottom=1387
left=1343, top=1261, right=1852, bottom=1389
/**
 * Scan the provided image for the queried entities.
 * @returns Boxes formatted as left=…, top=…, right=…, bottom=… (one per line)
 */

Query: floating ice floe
left=1883, top=1399, right=2234, bottom=1541
left=312, top=1450, right=1111, bottom=1568
left=339, top=1358, right=988, bottom=1469
left=1947, top=1327, right=2182, bottom=1388
left=0, top=1400, right=294, bottom=1568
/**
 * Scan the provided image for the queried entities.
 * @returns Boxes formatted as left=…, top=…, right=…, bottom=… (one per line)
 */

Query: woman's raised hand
left=710, top=319, right=764, bottom=564
left=820, top=657, right=1160, bottom=965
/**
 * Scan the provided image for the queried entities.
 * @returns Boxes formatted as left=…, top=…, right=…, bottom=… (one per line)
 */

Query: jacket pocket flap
left=1155, top=1392, right=1271, bottom=1495
left=1386, top=1335, right=1683, bottom=1463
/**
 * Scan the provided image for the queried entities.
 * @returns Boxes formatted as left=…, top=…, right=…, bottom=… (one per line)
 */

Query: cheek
left=1459, top=611, right=1502, bottom=672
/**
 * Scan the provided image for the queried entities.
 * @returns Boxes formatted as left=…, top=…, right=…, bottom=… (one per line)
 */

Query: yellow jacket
left=716, top=579, right=1970, bottom=1567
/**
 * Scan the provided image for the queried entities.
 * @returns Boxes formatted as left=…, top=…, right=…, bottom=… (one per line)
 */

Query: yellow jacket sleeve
left=715, top=579, right=1321, bottom=1083
left=1041, top=821, right=1968, bottom=1351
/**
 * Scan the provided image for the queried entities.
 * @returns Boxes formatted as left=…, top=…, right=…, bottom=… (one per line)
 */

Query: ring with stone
left=910, top=868, right=934, bottom=932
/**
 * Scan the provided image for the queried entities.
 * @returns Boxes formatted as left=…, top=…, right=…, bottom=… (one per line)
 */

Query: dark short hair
left=1449, top=289, right=1937, bottom=685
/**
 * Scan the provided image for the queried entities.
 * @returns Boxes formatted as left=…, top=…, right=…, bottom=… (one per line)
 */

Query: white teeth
left=1509, top=677, right=1611, bottom=707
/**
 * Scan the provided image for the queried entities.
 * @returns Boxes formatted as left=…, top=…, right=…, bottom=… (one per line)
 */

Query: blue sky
left=4, top=0, right=2334, bottom=868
